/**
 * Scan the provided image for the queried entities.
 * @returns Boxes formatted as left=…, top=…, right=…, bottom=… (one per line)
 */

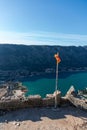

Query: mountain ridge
left=0, top=44, right=87, bottom=80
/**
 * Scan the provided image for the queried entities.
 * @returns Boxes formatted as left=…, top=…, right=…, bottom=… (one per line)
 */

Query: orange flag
left=54, top=53, right=61, bottom=63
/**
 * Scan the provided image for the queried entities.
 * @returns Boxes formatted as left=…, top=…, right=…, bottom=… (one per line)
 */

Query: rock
left=53, top=90, right=61, bottom=105
left=5, top=120, right=8, bottom=123
left=46, top=94, right=54, bottom=98
left=53, top=90, right=61, bottom=96
left=16, top=122, right=20, bottom=126
left=65, top=86, right=87, bottom=110
left=13, top=121, right=20, bottom=126
left=66, top=85, right=76, bottom=97
left=28, top=95, right=41, bottom=99
left=13, top=121, right=17, bottom=125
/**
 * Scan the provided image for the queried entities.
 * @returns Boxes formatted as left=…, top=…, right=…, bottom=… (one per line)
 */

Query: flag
left=54, top=53, right=61, bottom=63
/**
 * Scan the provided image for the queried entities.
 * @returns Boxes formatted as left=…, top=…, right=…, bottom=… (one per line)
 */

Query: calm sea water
left=23, top=71, right=87, bottom=98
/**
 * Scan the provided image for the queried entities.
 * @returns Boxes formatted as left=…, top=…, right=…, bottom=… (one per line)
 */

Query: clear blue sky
left=0, top=0, right=87, bottom=46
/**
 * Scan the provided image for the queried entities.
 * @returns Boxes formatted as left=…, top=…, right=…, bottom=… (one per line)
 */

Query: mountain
left=0, top=44, right=87, bottom=80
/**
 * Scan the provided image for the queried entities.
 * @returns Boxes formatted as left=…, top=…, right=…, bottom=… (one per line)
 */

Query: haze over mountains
left=0, top=44, right=87, bottom=80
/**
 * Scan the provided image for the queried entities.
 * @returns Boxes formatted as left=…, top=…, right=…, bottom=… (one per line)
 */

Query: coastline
left=0, top=69, right=87, bottom=98
left=0, top=68, right=87, bottom=82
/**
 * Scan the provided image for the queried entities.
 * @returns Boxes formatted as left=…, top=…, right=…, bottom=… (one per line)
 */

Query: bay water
left=23, top=71, right=87, bottom=98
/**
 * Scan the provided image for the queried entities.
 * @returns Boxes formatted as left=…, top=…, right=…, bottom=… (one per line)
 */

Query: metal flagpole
left=55, top=53, right=59, bottom=108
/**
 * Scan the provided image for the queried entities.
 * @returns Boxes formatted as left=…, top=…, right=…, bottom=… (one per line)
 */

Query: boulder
left=66, top=86, right=76, bottom=98
left=66, top=86, right=87, bottom=110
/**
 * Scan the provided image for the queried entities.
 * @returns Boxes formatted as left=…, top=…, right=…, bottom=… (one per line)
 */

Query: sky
left=0, top=0, right=87, bottom=46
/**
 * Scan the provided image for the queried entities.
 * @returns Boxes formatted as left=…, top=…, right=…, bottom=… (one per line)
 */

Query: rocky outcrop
left=0, top=86, right=87, bottom=111
left=66, top=86, right=87, bottom=110
left=0, top=91, right=61, bottom=110
left=66, top=85, right=76, bottom=97
left=43, top=90, right=61, bottom=107
left=0, top=88, right=7, bottom=99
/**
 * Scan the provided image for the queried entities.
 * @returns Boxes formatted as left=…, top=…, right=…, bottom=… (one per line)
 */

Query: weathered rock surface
left=0, top=91, right=61, bottom=110
left=66, top=86, right=87, bottom=110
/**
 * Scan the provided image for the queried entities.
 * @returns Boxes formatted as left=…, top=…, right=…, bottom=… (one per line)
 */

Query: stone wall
left=1, top=87, right=87, bottom=111
left=0, top=91, right=61, bottom=110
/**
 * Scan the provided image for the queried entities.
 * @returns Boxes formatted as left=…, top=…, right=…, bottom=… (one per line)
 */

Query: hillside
left=0, top=44, right=87, bottom=80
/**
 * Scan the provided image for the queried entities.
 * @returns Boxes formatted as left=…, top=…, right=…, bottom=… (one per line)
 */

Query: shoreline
left=18, top=69, right=87, bottom=82
left=0, top=70, right=87, bottom=98
left=0, top=68, right=87, bottom=82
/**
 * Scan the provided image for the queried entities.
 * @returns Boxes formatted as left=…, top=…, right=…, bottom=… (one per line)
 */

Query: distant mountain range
left=0, top=44, right=87, bottom=80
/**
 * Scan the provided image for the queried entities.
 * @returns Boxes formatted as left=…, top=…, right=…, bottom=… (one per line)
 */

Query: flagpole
left=55, top=53, right=59, bottom=108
